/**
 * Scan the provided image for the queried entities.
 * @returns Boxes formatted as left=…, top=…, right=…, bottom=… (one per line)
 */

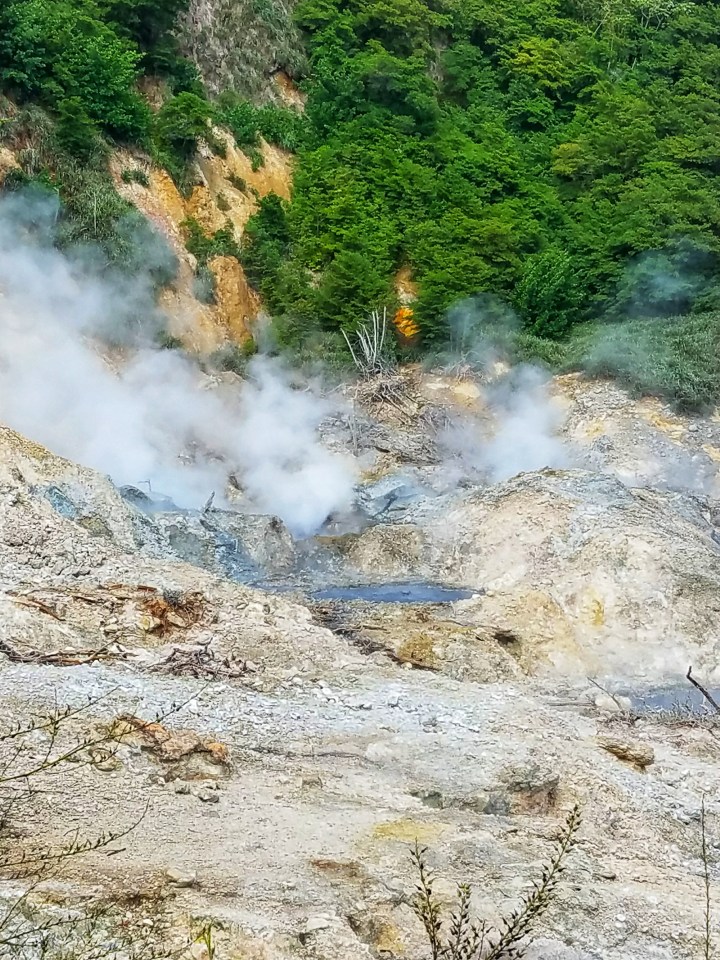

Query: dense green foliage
left=217, top=94, right=306, bottom=152
left=0, top=0, right=151, bottom=141
left=242, top=0, right=720, bottom=354
left=0, top=0, right=205, bottom=283
left=4, top=0, right=720, bottom=409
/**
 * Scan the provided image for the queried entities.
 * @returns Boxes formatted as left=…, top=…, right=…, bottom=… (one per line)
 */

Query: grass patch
left=563, top=312, right=720, bottom=412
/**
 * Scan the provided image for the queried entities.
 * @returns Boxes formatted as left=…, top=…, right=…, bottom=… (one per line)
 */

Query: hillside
left=2, top=0, right=720, bottom=407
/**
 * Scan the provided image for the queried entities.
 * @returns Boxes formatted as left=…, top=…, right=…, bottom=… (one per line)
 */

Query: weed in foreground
left=411, top=804, right=581, bottom=959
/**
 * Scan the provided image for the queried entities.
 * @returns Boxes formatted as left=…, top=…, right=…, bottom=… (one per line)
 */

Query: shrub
left=121, top=167, right=151, bottom=187
left=209, top=339, right=258, bottom=375
left=0, top=690, right=185, bottom=956
left=218, top=96, right=260, bottom=147
left=54, top=97, right=103, bottom=162
left=412, top=805, right=581, bottom=959
left=183, top=216, right=241, bottom=264
left=515, top=248, right=585, bottom=341
left=193, top=262, right=218, bottom=304
left=155, top=92, right=212, bottom=160
left=228, top=173, right=247, bottom=192
left=156, top=330, right=185, bottom=350
left=217, top=94, right=305, bottom=152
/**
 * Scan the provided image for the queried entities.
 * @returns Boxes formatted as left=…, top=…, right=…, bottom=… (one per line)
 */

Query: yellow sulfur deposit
left=393, top=306, right=419, bottom=340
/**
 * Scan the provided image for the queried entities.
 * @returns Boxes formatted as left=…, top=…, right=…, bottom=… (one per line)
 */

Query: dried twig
left=0, top=638, right=119, bottom=667
left=701, top=795, right=712, bottom=960
left=687, top=666, right=720, bottom=714
left=148, top=642, right=250, bottom=679
left=587, top=676, right=625, bottom=711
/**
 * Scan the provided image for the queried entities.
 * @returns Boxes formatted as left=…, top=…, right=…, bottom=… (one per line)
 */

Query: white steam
left=438, top=366, right=570, bottom=484
left=0, top=193, right=355, bottom=536
left=479, top=365, right=570, bottom=481
left=437, top=296, right=572, bottom=483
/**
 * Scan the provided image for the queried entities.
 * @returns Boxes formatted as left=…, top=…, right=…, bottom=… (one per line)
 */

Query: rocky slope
left=2, top=370, right=720, bottom=959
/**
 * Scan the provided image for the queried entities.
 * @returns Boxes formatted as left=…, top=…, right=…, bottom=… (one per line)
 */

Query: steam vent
left=1, top=0, right=720, bottom=956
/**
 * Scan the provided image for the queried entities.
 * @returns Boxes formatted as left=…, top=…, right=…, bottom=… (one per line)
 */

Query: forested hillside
left=2, top=0, right=720, bottom=406
left=248, top=0, right=720, bottom=344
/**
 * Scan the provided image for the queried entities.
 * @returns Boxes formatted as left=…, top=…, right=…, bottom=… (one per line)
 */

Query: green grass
left=439, top=309, right=720, bottom=413
left=563, top=312, right=720, bottom=413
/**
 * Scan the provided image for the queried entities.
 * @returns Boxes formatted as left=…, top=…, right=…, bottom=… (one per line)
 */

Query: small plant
left=248, top=147, right=264, bottom=171
left=216, top=191, right=230, bottom=212
left=121, top=167, right=150, bottom=188
left=701, top=796, right=712, bottom=960
left=411, top=804, right=581, bottom=959
left=196, top=923, right=217, bottom=960
left=228, top=173, right=247, bottom=192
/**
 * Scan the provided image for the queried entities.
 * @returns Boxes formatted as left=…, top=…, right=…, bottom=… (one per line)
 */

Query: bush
left=218, top=96, right=260, bottom=147
left=515, top=248, right=584, bottom=341
left=156, top=330, right=185, bottom=349
left=155, top=92, right=212, bottom=160
left=228, top=173, right=247, bottom=192
left=209, top=339, right=258, bottom=375
left=193, top=262, right=217, bottom=304
left=54, top=97, right=103, bottom=162
left=0, top=690, right=184, bottom=956
left=183, top=216, right=241, bottom=264
left=153, top=92, right=213, bottom=191
left=0, top=0, right=151, bottom=142
left=121, top=167, right=151, bottom=187
left=412, top=805, right=581, bottom=959
left=217, top=94, right=306, bottom=152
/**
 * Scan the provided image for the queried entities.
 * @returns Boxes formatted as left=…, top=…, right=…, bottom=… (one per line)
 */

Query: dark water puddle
left=625, top=686, right=720, bottom=714
left=308, top=583, right=476, bottom=604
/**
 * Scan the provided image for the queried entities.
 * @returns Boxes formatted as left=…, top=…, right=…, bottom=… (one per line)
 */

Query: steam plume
left=0, top=191, right=355, bottom=536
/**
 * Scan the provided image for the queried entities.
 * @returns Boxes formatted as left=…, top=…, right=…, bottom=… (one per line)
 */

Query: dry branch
left=687, top=666, right=720, bottom=713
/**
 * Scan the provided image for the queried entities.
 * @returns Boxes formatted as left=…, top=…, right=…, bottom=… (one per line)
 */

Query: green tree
left=515, top=248, right=585, bottom=339
left=54, top=97, right=102, bottom=161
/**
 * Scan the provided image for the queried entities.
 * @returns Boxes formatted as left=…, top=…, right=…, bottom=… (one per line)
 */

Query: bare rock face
left=2, top=413, right=720, bottom=960
left=343, top=469, right=720, bottom=680
left=179, top=0, right=305, bottom=99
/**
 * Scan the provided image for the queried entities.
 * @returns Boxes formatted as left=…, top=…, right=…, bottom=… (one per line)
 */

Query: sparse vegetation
left=0, top=693, right=184, bottom=958
left=122, top=167, right=151, bottom=187
left=412, top=804, right=581, bottom=959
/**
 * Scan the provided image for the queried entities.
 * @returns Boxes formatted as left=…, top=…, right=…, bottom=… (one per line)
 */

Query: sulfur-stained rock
left=597, top=737, right=655, bottom=769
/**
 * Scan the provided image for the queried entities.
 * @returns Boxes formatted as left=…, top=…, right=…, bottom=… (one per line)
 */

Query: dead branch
left=8, top=596, right=64, bottom=621
left=148, top=642, right=250, bottom=680
left=587, top=676, right=626, bottom=711
left=687, top=666, right=720, bottom=713
left=0, top=639, right=120, bottom=667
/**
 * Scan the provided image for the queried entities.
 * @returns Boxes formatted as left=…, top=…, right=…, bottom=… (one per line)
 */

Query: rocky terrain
left=1, top=366, right=720, bottom=959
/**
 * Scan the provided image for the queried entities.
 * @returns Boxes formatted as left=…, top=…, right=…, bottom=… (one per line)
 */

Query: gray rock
left=165, top=867, right=198, bottom=888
